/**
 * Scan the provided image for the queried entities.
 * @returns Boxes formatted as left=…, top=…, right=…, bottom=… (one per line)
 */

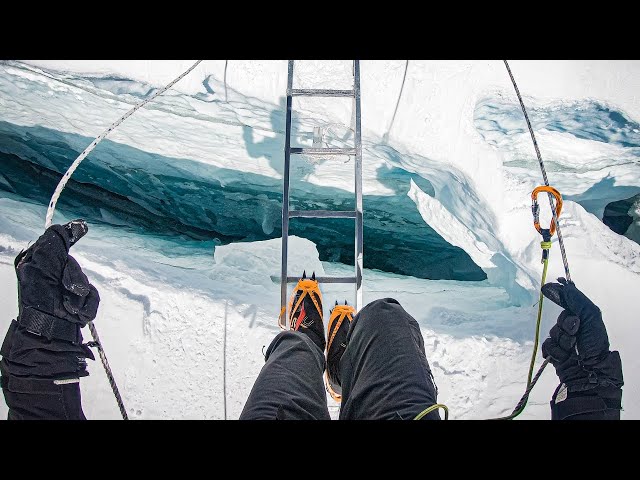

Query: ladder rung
left=289, top=210, right=356, bottom=218
left=287, top=276, right=357, bottom=284
left=289, top=88, right=355, bottom=97
left=290, top=147, right=356, bottom=156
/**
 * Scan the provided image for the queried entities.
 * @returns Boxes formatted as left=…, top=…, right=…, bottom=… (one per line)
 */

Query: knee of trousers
left=265, top=330, right=325, bottom=363
left=349, top=298, right=417, bottom=337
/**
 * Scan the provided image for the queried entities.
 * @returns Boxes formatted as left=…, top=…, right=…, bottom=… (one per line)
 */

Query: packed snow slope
left=0, top=60, right=638, bottom=419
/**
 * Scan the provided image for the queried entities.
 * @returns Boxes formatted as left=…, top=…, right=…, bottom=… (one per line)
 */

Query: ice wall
left=2, top=59, right=640, bottom=299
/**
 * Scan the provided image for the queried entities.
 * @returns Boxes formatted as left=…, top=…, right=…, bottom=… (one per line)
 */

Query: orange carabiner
left=531, top=186, right=563, bottom=237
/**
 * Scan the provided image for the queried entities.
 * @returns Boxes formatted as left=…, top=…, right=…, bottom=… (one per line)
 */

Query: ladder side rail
left=280, top=60, right=295, bottom=328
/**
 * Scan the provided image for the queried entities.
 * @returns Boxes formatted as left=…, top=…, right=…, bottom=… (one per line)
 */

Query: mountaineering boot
left=325, top=301, right=356, bottom=402
left=289, top=272, right=326, bottom=352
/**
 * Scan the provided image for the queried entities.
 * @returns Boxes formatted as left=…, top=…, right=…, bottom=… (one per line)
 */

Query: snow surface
left=1, top=60, right=639, bottom=419
left=0, top=194, right=554, bottom=419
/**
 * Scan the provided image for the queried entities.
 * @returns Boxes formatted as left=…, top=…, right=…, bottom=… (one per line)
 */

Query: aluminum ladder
left=278, top=60, right=363, bottom=328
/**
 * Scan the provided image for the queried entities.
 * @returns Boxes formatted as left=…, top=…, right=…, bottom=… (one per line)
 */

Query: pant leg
left=1, top=321, right=87, bottom=420
left=1, top=368, right=86, bottom=420
left=240, top=331, right=331, bottom=420
left=338, top=298, right=440, bottom=420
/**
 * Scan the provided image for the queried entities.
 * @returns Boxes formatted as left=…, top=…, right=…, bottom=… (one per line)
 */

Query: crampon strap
left=277, top=279, right=323, bottom=330
left=327, top=305, right=354, bottom=352
left=325, top=304, right=355, bottom=403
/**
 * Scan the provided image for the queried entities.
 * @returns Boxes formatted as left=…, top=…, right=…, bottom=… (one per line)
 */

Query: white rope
left=224, top=60, right=229, bottom=102
left=45, top=60, right=203, bottom=228
left=503, top=60, right=571, bottom=281
left=42, top=59, right=202, bottom=420
left=383, top=60, right=409, bottom=143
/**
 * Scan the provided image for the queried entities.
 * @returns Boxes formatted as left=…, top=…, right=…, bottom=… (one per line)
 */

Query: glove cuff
left=551, top=384, right=622, bottom=420
left=18, top=307, right=83, bottom=344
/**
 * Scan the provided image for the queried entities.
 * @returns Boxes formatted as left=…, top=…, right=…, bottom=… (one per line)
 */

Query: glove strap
left=551, top=384, right=622, bottom=420
left=18, top=307, right=82, bottom=344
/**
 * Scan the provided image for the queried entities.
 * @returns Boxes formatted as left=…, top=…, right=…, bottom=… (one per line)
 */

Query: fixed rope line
left=224, top=60, right=229, bottom=102
left=486, top=61, right=575, bottom=420
left=45, top=60, right=202, bottom=229
left=489, top=358, right=550, bottom=420
left=87, top=322, right=128, bottom=419
left=383, top=60, right=409, bottom=142
left=44, top=60, right=203, bottom=420
left=503, top=60, right=571, bottom=282
left=529, top=245, right=550, bottom=385
left=488, top=251, right=551, bottom=420
left=486, top=246, right=552, bottom=420
left=487, top=190, right=561, bottom=420
left=489, top=244, right=553, bottom=420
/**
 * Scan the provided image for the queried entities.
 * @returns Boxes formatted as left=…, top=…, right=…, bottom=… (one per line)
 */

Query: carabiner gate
left=531, top=185, right=563, bottom=238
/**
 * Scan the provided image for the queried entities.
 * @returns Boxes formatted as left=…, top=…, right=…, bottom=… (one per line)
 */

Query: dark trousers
left=1, top=319, right=87, bottom=420
left=1, top=374, right=85, bottom=420
left=240, top=298, right=440, bottom=420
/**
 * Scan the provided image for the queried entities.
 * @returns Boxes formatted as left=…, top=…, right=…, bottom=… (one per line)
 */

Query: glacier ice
left=1, top=60, right=639, bottom=419
left=0, top=120, right=485, bottom=280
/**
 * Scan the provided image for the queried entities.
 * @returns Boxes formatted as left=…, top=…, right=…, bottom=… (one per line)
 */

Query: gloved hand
left=1, top=220, right=98, bottom=381
left=15, top=219, right=99, bottom=330
left=541, top=277, right=623, bottom=419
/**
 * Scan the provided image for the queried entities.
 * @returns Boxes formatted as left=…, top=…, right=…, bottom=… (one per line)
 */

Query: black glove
left=541, top=278, right=623, bottom=420
left=1, top=220, right=98, bottom=381
left=16, top=220, right=99, bottom=329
